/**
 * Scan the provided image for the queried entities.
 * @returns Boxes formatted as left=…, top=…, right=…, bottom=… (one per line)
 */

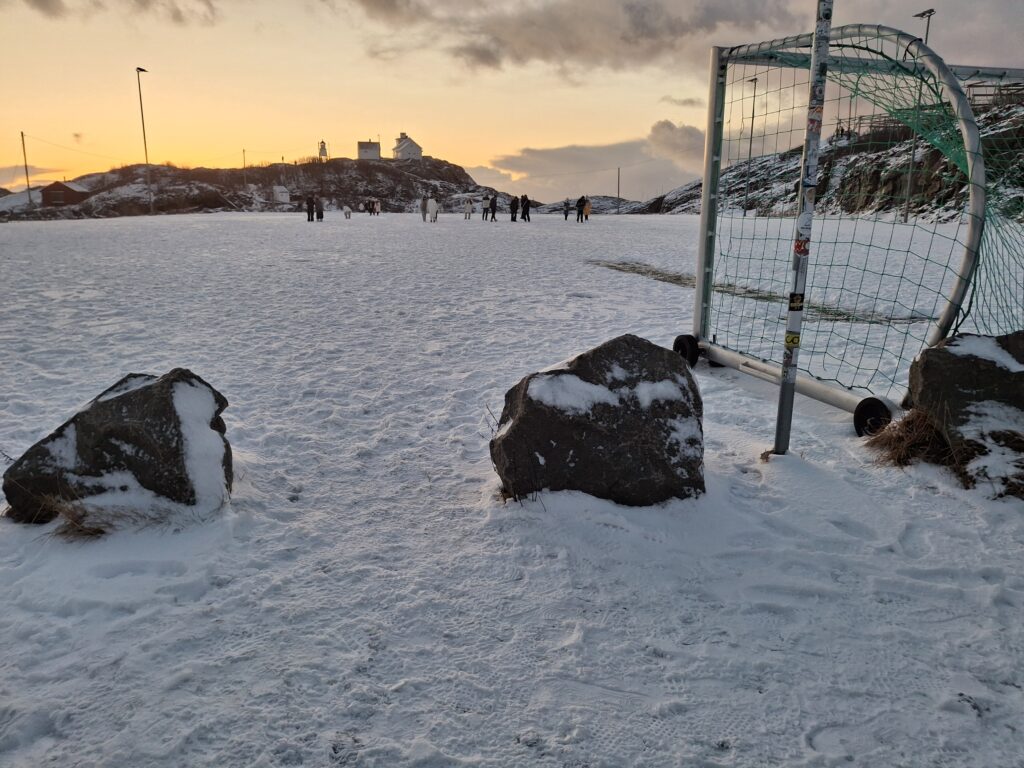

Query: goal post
left=689, top=22, right=991, bottom=438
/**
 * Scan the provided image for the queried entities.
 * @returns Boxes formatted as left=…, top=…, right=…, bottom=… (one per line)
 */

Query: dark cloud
left=444, top=1, right=800, bottom=70
left=23, top=0, right=66, bottom=16
left=661, top=95, right=705, bottom=108
left=19, top=0, right=217, bottom=22
left=17, top=0, right=1020, bottom=73
left=346, top=0, right=428, bottom=23
left=450, top=41, right=503, bottom=69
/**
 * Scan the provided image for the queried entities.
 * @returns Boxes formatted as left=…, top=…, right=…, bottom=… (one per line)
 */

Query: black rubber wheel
left=854, top=397, right=893, bottom=437
left=673, top=334, right=700, bottom=368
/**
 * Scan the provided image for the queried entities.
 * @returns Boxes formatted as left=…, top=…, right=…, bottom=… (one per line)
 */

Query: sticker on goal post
left=785, top=332, right=801, bottom=348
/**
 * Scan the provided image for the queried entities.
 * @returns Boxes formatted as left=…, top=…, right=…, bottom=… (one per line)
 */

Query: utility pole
left=903, top=9, right=935, bottom=223
left=243, top=149, right=247, bottom=186
left=136, top=66, right=154, bottom=214
left=20, top=131, right=33, bottom=209
left=742, top=76, right=758, bottom=217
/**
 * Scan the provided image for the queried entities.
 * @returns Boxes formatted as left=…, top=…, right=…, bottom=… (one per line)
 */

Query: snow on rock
left=906, top=331, right=1024, bottom=498
left=2, top=368, right=231, bottom=526
left=946, top=334, right=1024, bottom=373
left=526, top=373, right=619, bottom=414
left=492, top=334, right=703, bottom=505
left=173, top=379, right=233, bottom=513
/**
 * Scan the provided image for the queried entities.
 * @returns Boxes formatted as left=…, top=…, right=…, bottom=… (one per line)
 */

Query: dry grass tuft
left=866, top=409, right=986, bottom=490
left=50, top=497, right=111, bottom=538
left=867, top=409, right=955, bottom=468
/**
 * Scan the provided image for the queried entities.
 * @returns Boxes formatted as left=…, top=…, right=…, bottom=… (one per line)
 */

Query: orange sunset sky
left=1, top=0, right=1018, bottom=201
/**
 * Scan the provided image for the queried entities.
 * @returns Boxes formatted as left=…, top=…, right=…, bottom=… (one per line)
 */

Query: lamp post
left=742, top=76, right=758, bottom=217
left=902, top=9, right=934, bottom=223
left=136, top=66, right=154, bottom=214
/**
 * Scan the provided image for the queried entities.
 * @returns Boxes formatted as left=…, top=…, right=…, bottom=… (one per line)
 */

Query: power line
left=22, top=133, right=127, bottom=164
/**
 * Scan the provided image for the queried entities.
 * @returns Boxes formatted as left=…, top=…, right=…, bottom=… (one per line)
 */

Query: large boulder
left=906, top=332, right=1024, bottom=498
left=3, top=368, right=232, bottom=525
left=489, top=334, right=704, bottom=506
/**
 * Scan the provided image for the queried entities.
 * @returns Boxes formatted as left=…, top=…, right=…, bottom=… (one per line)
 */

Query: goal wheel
left=854, top=397, right=893, bottom=437
left=673, top=334, right=700, bottom=368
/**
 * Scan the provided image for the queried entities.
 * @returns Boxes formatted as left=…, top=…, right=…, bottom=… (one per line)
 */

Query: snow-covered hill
left=630, top=103, right=1024, bottom=219
left=0, top=158, right=519, bottom=219
left=534, top=195, right=637, bottom=216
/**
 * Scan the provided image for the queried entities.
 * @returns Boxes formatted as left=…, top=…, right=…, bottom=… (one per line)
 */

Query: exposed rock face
left=908, top=332, right=1024, bottom=498
left=2, top=368, right=232, bottom=524
left=489, top=335, right=704, bottom=506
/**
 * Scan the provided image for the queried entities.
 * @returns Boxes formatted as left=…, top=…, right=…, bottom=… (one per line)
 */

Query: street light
left=903, top=9, right=935, bottom=223
left=136, top=66, right=154, bottom=214
left=742, top=76, right=758, bottom=217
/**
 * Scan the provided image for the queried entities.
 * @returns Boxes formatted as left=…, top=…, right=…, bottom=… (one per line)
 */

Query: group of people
left=565, top=196, right=592, bottom=222
left=304, top=195, right=324, bottom=222
left=420, top=196, right=440, bottom=223
left=477, top=194, right=532, bottom=222
left=304, top=192, right=594, bottom=222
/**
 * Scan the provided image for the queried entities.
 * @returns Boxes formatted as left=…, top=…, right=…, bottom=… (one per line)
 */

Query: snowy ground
left=0, top=213, right=1021, bottom=768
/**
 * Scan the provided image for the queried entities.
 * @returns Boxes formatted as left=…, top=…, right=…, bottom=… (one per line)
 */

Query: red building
left=41, top=181, right=91, bottom=207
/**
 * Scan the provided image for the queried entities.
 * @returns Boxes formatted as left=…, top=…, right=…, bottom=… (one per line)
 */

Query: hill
left=627, top=103, right=1024, bottom=219
left=0, top=157, right=522, bottom=220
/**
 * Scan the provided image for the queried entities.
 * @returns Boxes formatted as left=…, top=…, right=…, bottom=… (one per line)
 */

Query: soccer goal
left=677, top=20, right=1024, bottom=438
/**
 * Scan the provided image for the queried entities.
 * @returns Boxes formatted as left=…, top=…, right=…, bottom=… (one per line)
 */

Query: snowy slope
left=0, top=158, right=513, bottom=219
left=0, top=214, right=1021, bottom=767
left=633, top=103, right=1024, bottom=218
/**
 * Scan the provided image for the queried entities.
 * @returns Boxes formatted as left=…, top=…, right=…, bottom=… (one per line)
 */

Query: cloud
left=22, top=0, right=66, bottom=16
left=19, top=0, right=218, bottom=23
left=464, top=165, right=514, bottom=190
left=0, top=165, right=62, bottom=187
left=17, top=0, right=800, bottom=65
left=19, top=0, right=1021, bottom=75
left=661, top=95, right=705, bottom=108
left=483, top=120, right=705, bottom=202
left=646, top=121, right=705, bottom=170
left=426, top=0, right=802, bottom=71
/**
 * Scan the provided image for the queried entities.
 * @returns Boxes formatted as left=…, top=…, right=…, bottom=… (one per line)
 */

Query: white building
left=392, top=132, right=423, bottom=161
left=271, top=186, right=290, bottom=204
left=358, top=140, right=381, bottom=160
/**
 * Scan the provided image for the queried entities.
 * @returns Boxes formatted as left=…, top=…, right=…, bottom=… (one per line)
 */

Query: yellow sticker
left=785, top=332, right=801, bottom=348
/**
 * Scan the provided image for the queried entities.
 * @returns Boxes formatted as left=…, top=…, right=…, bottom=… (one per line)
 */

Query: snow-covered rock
left=490, top=334, right=704, bottom=506
left=2, top=368, right=232, bottom=527
left=908, top=331, right=1024, bottom=498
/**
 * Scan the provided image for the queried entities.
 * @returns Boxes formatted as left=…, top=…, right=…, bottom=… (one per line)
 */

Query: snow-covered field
left=1, top=213, right=1021, bottom=767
